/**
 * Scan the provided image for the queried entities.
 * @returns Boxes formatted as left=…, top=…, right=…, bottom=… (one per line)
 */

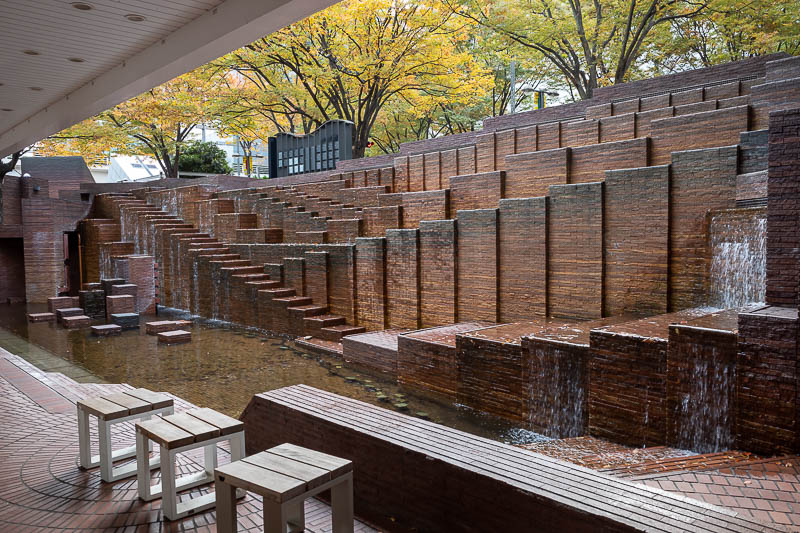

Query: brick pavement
left=0, top=348, right=378, bottom=532
left=636, top=456, right=800, bottom=530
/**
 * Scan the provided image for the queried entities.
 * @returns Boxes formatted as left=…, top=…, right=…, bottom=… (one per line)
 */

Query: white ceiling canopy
left=0, top=0, right=337, bottom=157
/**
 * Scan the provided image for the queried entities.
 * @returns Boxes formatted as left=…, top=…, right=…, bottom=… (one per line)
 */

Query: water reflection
left=0, top=303, right=547, bottom=445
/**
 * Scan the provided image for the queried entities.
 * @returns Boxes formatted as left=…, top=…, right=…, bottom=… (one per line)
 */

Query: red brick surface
left=498, top=197, right=548, bottom=321
left=604, top=165, right=669, bottom=316
left=504, top=148, right=568, bottom=198
left=448, top=171, right=504, bottom=213
left=548, top=182, right=603, bottom=319
left=355, top=237, right=387, bottom=331
left=385, top=229, right=420, bottom=329
left=456, top=209, right=498, bottom=322
left=765, top=109, right=800, bottom=307
left=419, top=219, right=456, bottom=327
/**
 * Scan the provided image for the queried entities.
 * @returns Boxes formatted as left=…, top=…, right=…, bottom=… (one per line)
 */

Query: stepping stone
left=62, top=315, right=92, bottom=329
left=27, top=312, right=55, bottom=322
left=79, top=290, right=106, bottom=319
left=110, top=313, right=140, bottom=330
left=101, top=278, right=127, bottom=294
left=56, top=307, right=84, bottom=323
left=145, top=320, right=192, bottom=335
left=47, top=296, right=79, bottom=313
left=157, top=330, right=191, bottom=344
left=91, top=324, right=122, bottom=336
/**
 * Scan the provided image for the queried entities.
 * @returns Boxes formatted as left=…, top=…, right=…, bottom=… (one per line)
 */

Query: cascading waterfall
left=99, top=247, right=109, bottom=280
left=709, top=207, right=766, bottom=308
left=528, top=345, right=585, bottom=438
left=675, top=342, right=734, bottom=453
left=212, top=269, right=220, bottom=320
left=192, top=261, right=200, bottom=316
left=171, top=246, right=179, bottom=309
left=133, top=221, right=141, bottom=254
left=119, top=209, right=127, bottom=243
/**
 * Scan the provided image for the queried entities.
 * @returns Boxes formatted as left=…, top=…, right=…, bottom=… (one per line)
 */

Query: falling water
left=674, top=341, right=735, bottom=453
left=709, top=208, right=766, bottom=308
left=99, top=247, right=110, bottom=280
left=170, top=246, right=179, bottom=309
left=133, top=221, right=141, bottom=254
left=119, top=209, right=127, bottom=242
left=528, top=345, right=585, bottom=438
left=192, top=261, right=200, bottom=316
left=212, top=270, right=220, bottom=320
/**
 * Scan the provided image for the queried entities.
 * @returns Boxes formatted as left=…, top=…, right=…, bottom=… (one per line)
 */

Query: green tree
left=656, top=0, right=800, bottom=70
left=450, top=0, right=709, bottom=100
left=178, top=141, right=232, bottom=175
left=215, top=0, right=490, bottom=158
left=38, top=68, right=222, bottom=178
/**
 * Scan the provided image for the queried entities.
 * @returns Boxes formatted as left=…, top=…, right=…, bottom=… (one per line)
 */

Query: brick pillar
left=355, top=237, right=387, bottom=331
left=736, top=307, right=798, bottom=454
left=765, top=109, right=800, bottom=307
left=112, top=255, right=156, bottom=314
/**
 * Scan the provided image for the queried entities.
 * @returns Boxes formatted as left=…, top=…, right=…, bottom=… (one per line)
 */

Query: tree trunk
left=0, top=151, right=23, bottom=183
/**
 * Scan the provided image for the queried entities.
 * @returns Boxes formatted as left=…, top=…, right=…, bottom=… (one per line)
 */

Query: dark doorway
left=64, top=231, right=81, bottom=296
left=0, top=238, right=26, bottom=303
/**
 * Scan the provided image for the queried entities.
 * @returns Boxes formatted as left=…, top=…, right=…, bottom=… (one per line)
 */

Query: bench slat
left=242, top=451, right=330, bottom=490
left=215, top=459, right=306, bottom=503
left=124, top=388, right=173, bottom=410
left=163, top=412, right=219, bottom=441
left=187, top=407, right=243, bottom=436
left=102, top=393, right=150, bottom=415
left=269, top=443, right=352, bottom=477
left=77, top=396, right=128, bottom=420
left=136, top=417, right=194, bottom=449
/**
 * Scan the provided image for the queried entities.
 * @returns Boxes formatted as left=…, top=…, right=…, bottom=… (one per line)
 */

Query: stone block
left=158, top=329, right=191, bottom=344
left=91, top=324, right=122, bottom=336
left=111, top=312, right=140, bottom=330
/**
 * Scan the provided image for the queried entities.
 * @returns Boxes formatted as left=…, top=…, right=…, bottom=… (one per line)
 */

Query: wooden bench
left=77, top=388, right=174, bottom=483
left=135, top=407, right=245, bottom=521
left=214, top=443, right=353, bottom=533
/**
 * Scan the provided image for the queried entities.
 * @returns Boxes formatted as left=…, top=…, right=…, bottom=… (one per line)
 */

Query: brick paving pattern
left=0, top=349, right=377, bottom=532
left=636, top=457, right=800, bottom=530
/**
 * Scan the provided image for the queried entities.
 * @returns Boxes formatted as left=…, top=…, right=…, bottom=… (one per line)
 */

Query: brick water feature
left=67, top=54, right=800, bottom=459
left=3, top=54, right=800, bottom=531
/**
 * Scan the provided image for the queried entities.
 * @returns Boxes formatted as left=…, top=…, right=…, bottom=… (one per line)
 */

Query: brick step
left=303, top=314, right=346, bottom=337
left=287, top=304, right=327, bottom=318
left=214, top=259, right=249, bottom=267
left=221, top=265, right=263, bottom=275
left=233, top=273, right=271, bottom=282
left=319, top=324, right=367, bottom=342
left=260, top=288, right=296, bottom=299
left=273, top=296, right=313, bottom=310
left=246, top=280, right=282, bottom=290
left=287, top=305, right=328, bottom=336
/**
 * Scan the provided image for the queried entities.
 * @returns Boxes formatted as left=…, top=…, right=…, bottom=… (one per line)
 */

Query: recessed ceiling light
left=68, top=57, right=85, bottom=63
left=71, top=2, right=93, bottom=10
left=22, top=50, right=40, bottom=56
left=124, top=13, right=146, bottom=22
left=29, top=86, right=43, bottom=91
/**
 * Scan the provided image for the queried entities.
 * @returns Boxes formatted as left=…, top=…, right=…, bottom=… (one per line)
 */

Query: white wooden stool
left=135, top=407, right=245, bottom=521
left=77, top=388, right=174, bottom=483
left=214, top=443, right=354, bottom=533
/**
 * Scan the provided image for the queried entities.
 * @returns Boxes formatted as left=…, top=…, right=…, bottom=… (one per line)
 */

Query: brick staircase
left=95, top=192, right=366, bottom=341
left=82, top=55, right=800, bottom=348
